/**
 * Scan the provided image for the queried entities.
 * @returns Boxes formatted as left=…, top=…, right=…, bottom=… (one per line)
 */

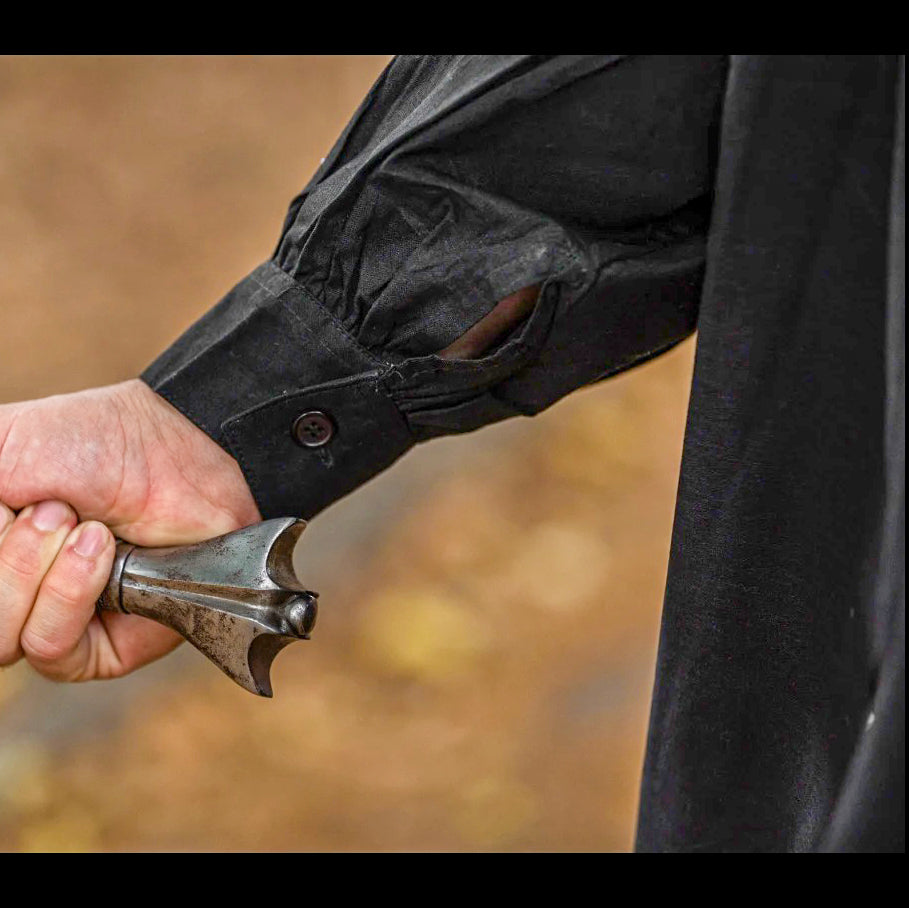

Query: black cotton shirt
left=143, top=55, right=905, bottom=852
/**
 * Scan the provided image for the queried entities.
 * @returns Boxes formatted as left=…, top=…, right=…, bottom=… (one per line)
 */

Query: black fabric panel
left=636, top=55, right=902, bottom=853
left=819, top=55, right=905, bottom=854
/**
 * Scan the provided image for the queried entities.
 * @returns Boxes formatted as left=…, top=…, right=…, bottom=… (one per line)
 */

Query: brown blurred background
left=0, top=55, right=695, bottom=852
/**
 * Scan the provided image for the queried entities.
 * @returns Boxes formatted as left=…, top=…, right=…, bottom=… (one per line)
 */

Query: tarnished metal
left=97, top=518, right=318, bottom=697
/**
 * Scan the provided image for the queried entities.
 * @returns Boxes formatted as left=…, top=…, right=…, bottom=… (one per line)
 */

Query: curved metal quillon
left=97, top=518, right=318, bottom=697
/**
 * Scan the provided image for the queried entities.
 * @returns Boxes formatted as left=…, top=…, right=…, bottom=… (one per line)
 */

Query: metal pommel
left=97, top=518, right=318, bottom=697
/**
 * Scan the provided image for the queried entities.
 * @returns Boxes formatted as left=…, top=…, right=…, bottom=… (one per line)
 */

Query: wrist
left=122, top=378, right=261, bottom=527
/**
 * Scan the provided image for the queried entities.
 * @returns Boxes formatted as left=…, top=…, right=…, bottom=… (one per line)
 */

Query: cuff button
left=292, top=410, right=335, bottom=447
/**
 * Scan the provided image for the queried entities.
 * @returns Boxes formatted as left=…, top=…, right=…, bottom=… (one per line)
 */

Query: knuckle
left=21, top=625, right=70, bottom=664
left=0, top=544, right=41, bottom=583
left=42, top=572, right=91, bottom=608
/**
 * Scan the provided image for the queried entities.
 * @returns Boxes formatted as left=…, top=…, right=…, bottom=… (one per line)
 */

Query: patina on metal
left=97, top=518, right=318, bottom=697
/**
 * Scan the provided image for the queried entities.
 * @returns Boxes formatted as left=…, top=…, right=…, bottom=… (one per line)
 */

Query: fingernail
left=74, top=523, right=107, bottom=558
left=32, top=501, right=72, bottom=533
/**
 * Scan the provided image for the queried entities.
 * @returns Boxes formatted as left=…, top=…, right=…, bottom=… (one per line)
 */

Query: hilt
left=97, top=518, right=318, bottom=697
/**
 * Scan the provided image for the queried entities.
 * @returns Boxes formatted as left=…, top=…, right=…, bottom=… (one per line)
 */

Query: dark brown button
left=292, top=411, right=335, bottom=448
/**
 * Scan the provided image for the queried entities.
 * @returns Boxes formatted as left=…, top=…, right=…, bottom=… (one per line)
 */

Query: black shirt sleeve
left=142, top=55, right=728, bottom=519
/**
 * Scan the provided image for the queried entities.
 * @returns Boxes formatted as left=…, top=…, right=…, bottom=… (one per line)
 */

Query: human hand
left=0, top=379, right=260, bottom=681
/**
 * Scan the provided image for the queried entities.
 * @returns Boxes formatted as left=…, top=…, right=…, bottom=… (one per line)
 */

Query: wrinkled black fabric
left=143, top=55, right=905, bottom=852
left=146, top=55, right=719, bottom=517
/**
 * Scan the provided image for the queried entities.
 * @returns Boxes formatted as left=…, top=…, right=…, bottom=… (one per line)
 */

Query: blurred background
left=0, top=55, right=695, bottom=852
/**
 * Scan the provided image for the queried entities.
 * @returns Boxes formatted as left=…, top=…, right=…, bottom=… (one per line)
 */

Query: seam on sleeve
left=255, top=261, right=389, bottom=372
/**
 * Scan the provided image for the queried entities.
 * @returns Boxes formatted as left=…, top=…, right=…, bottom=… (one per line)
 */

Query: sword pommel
left=98, top=518, right=318, bottom=697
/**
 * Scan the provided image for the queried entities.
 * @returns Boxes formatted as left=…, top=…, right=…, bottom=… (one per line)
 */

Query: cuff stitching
left=255, top=262, right=388, bottom=372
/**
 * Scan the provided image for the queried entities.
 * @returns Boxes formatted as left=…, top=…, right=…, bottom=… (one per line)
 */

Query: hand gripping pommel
left=97, top=518, right=318, bottom=697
